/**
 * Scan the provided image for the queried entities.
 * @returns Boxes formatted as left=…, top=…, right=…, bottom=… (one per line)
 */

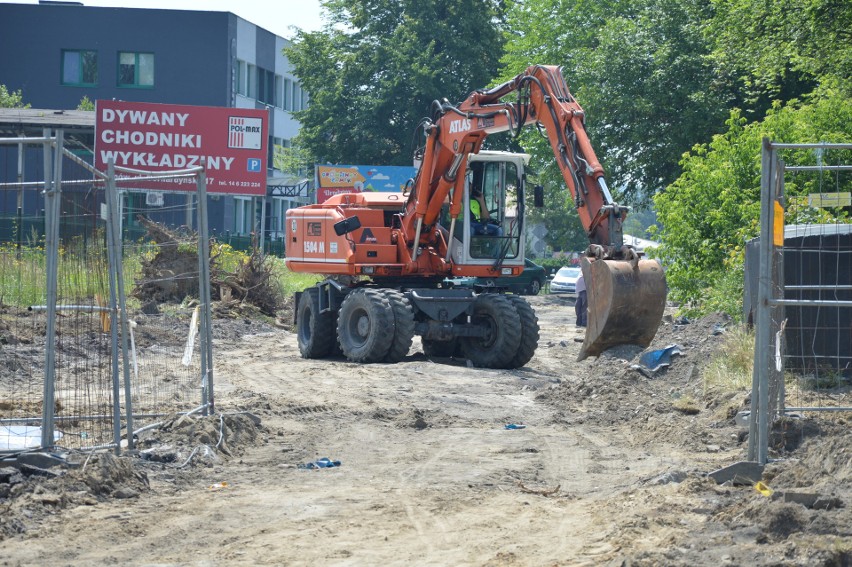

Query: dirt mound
left=537, top=311, right=739, bottom=453
left=765, top=424, right=852, bottom=491
left=0, top=452, right=150, bottom=539
left=132, top=216, right=200, bottom=305
left=0, top=412, right=263, bottom=541
left=136, top=412, right=263, bottom=462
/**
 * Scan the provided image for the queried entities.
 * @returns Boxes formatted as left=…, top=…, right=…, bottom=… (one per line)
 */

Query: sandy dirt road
left=1, top=294, right=849, bottom=566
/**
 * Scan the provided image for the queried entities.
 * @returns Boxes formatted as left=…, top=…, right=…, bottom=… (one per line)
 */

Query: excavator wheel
left=296, top=288, right=336, bottom=359
left=578, top=257, right=667, bottom=361
left=382, top=289, right=415, bottom=363
left=461, top=294, right=522, bottom=369
left=337, top=288, right=395, bottom=363
left=506, top=295, right=540, bottom=368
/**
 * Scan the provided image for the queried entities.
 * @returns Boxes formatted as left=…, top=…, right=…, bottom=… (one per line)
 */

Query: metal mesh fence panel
left=776, top=144, right=852, bottom=413
left=1, top=132, right=211, bottom=453
left=120, top=237, right=205, bottom=422
left=750, top=140, right=852, bottom=464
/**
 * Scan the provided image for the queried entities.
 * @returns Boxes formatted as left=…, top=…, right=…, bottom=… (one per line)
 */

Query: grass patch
left=672, top=395, right=701, bottom=414
left=1, top=240, right=322, bottom=312
left=268, top=257, right=323, bottom=298
left=704, top=324, right=754, bottom=395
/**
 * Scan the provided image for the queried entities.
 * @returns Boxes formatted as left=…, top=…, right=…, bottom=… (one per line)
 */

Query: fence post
left=196, top=163, right=214, bottom=414
left=749, top=137, right=776, bottom=465
left=104, top=161, right=124, bottom=454
left=16, top=137, right=24, bottom=256
left=40, top=129, right=62, bottom=449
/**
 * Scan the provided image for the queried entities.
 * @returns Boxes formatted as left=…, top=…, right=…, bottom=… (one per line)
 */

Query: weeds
left=268, top=257, right=322, bottom=298
left=704, top=324, right=755, bottom=395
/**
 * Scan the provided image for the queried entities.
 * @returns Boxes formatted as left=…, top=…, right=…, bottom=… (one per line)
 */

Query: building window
left=258, top=68, right=275, bottom=105
left=118, top=52, right=154, bottom=87
left=282, top=78, right=292, bottom=110
left=234, top=197, right=253, bottom=234
left=291, top=83, right=300, bottom=111
left=272, top=196, right=286, bottom=234
left=275, top=75, right=283, bottom=109
left=247, top=64, right=257, bottom=99
left=236, top=60, right=246, bottom=96
left=61, top=49, right=98, bottom=86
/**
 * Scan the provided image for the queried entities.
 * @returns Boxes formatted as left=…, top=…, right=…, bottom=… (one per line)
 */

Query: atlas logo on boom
left=448, top=118, right=472, bottom=133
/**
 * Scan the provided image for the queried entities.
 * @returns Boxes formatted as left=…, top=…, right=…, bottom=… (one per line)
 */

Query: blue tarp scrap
left=298, top=457, right=341, bottom=470
left=633, top=344, right=684, bottom=373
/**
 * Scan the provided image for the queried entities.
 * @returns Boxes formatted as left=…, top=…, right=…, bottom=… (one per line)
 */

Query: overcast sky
left=1, top=0, right=326, bottom=39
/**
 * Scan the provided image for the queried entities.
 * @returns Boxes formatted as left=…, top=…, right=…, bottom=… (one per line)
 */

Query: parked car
left=444, top=259, right=548, bottom=296
left=550, top=265, right=582, bottom=294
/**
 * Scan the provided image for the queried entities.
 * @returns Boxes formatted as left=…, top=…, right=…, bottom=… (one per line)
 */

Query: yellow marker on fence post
left=773, top=201, right=784, bottom=247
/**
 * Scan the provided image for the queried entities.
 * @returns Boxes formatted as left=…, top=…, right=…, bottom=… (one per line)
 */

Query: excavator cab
left=446, top=152, right=527, bottom=268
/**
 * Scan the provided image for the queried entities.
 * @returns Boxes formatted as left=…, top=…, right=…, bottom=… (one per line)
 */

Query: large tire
left=461, top=294, right=522, bottom=369
left=422, top=338, right=463, bottom=358
left=296, top=288, right=336, bottom=359
left=383, top=289, right=415, bottom=362
left=506, top=295, right=540, bottom=368
left=337, top=288, right=394, bottom=363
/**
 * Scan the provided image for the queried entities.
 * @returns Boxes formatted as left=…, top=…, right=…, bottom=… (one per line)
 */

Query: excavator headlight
left=361, top=266, right=375, bottom=275
left=501, top=268, right=513, bottom=275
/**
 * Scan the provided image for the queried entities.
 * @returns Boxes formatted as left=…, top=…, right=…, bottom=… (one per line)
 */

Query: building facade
left=0, top=1, right=311, bottom=247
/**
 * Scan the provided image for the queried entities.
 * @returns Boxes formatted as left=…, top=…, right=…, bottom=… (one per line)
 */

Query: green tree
left=707, top=0, right=852, bottom=111
left=499, top=0, right=728, bottom=204
left=76, top=96, right=95, bottom=111
left=0, top=85, right=29, bottom=108
left=286, top=0, right=505, bottom=166
left=653, top=89, right=852, bottom=317
left=273, top=143, right=312, bottom=178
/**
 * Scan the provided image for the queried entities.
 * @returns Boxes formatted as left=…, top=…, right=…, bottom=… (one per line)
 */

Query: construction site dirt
left=0, top=293, right=849, bottom=566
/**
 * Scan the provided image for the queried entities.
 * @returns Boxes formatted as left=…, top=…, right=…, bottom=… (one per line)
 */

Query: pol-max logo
left=228, top=117, right=263, bottom=149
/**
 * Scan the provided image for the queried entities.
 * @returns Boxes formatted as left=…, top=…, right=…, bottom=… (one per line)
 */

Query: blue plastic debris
left=298, top=457, right=342, bottom=470
left=635, top=344, right=683, bottom=373
left=504, top=424, right=527, bottom=430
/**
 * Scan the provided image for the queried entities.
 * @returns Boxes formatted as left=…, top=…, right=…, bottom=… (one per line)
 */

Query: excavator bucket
left=578, top=256, right=667, bottom=361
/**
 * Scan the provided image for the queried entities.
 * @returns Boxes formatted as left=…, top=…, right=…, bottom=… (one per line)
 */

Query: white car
left=550, top=266, right=581, bottom=294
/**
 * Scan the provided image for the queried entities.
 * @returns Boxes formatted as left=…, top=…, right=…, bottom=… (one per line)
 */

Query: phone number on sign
left=223, top=181, right=261, bottom=188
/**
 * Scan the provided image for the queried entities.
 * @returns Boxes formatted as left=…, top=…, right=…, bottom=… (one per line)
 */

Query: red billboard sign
left=95, top=100, right=268, bottom=196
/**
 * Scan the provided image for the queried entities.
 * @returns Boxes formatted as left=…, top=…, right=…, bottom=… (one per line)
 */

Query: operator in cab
left=470, top=188, right=502, bottom=236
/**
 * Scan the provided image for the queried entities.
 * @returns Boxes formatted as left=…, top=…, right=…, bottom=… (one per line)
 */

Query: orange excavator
left=286, top=65, right=666, bottom=367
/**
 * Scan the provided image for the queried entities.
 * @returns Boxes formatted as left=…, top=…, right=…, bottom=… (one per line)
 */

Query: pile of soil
left=0, top=402, right=265, bottom=541
left=0, top=452, right=149, bottom=538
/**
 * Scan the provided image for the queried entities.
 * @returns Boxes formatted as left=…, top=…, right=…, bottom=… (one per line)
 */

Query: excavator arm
left=407, top=65, right=666, bottom=359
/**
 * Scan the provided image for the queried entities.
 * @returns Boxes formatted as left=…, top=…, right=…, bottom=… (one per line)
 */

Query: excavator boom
left=419, top=65, right=666, bottom=358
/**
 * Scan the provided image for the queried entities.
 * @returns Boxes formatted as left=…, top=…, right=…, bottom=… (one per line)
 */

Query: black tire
left=461, top=294, right=522, bottom=369
left=422, top=338, right=462, bottom=358
left=383, top=289, right=415, bottom=362
left=337, top=288, right=394, bottom=363
left=330, top=310, right=343, bottom=357
left=528, top=279, right=542, bottom=296
left=296, top=288, right=336, bottom=359
left=506, top=295, right=539, bottom=368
